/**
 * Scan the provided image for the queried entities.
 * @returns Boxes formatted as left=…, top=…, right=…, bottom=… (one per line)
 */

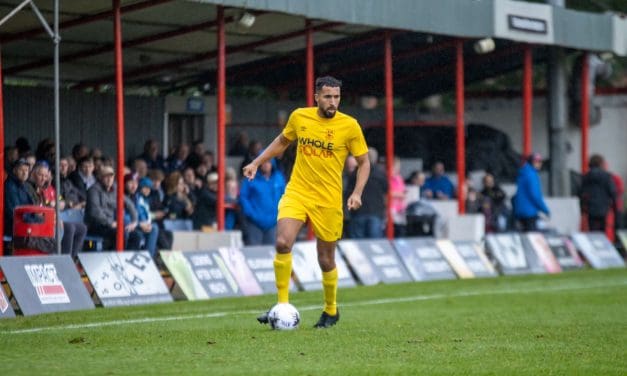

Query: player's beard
left=321, top=106, right=336, bottom=118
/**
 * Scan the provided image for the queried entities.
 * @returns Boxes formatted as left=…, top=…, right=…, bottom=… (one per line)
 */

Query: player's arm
left=347, top=152, right=370, bottom=210
left=242, top=134, right=292, bottom=180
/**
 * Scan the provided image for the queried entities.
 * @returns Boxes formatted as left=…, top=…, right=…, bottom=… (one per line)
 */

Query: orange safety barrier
left=12, top=205, right=55, bottom=256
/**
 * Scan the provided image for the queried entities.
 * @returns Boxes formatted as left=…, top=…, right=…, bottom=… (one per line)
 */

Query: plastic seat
left=13, top=205, right=55, bottom=256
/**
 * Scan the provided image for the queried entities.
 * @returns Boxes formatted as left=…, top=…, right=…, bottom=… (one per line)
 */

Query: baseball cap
left=138, top=177, right=153, bottom=189
left=100, top=165, right=114, bottom=176
left=207, top=172, right=219, bottom=183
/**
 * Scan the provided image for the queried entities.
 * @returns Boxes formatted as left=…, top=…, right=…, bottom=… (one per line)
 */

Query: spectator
left=239, top=158, right=286, bottom=245
left=138, top=176, right=172, bottom=250
left=35, top=138, right=55, bottom=168
left=480, top=173, right=509, bottom=232
left=4, top=158, right=36, bottom=240
left=347, top=147, right=388, bottom=238
left=166, top=143, right=190, bottom=172
left=603, top=160, right=624, bottom=234
left=240, top=140, right=263, bottom=176
left=224, top=167, right=240, bottom=230
left=15, top=136, right=31, bottom=158
left=132, top=157, right=149, bottom=180
left=229, top=131, right=249, bottom=156
left=84, top=165, right=141, bottom=250
left=125, top=173, right=159, bottom=256
left=192, top=172, right=218, bottom=230
left=422, top=161, right=455, bottom=199
left=4, top=146, right=19, bottom=177
left=148, top=168, right=166, bottom=204
left=162, top=171, right=194, bottom=220
left=186, top=140, right=205, bottom=170
left=579, top=154, right=616, bottom=232
left=389, top=157, right=407, bottom=237
left=139, top=139, right=166, bottom=171
left=71, top=143, right=90, bottom=163
left=59, top=156, right=86, bottom=210
left=512, top=153, right=550, bottom=232
left=202, top=150, right=218, bottom=174
left=405, top=170, right=426, bottom=202
left=182, top=166, right=200, bottom=204
left=29, top=161, right=86, bottom=256
left=69, top=156, right=96, bottom=202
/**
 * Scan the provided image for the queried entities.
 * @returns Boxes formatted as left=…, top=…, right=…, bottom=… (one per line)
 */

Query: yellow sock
left=322, top=268, right=338, bottom=316
left=274, top=252, right=292, bottom=303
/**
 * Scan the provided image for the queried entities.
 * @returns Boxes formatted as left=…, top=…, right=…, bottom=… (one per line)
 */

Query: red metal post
left=384, top=31, right=395, bottom=239
left=0, top=46, right=5, bottom=256
left=581, top=52, right=589, bottom=174
left=455, top=40, right=466, bottom=214
left=216, top=6, right=226, bottom=230
left=522, top=45, right=533, bottom=157
left=113, top=0, right=126, bottom=251
left=305, top=19, right=315, bottom=240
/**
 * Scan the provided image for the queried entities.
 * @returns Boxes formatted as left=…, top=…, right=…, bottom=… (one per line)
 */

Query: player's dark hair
left=315, top=76, right=342, bottom=92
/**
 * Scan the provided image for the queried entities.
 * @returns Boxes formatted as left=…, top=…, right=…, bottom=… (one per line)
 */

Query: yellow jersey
left=282, top=107, right=368, bottom=208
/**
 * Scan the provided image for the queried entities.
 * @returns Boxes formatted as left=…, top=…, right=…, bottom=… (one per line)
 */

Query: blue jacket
left=513, top=163, right=550, bottom=219
left=423, top=175, right=455, bottom=199
left=239, top=167, right=286, bottom=230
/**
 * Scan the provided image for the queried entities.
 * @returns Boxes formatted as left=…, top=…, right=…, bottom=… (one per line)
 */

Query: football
left=268, top=303, right=300, bottom=330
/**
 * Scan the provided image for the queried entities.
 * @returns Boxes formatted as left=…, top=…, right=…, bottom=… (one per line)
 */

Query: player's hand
left=347, top=194, right=362, bottom=211
left=242, top=163, right=258, bottom=181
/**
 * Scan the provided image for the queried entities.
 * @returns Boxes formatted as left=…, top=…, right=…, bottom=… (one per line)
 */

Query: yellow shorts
left=277, top=194, right=343, bottom=242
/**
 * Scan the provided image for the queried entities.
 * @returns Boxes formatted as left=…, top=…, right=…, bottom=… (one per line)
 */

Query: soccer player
left=243, top=76, right=370, bottom=328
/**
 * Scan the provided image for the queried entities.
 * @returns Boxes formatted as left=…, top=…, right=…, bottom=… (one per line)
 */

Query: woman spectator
left=389, top=157, right=407, bottom=237
left=162, top=171, right=194, bottom=220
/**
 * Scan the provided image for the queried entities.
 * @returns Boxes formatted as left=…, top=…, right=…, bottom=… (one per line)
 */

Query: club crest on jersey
left=325, top=129, right=334, bottom=141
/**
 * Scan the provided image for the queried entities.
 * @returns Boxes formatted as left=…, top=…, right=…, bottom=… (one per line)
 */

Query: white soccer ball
left=268, top=303, right=300, bottom=330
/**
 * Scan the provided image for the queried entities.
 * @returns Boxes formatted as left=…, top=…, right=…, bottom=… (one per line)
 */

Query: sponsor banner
left=0, top=285, right=16, bottom=318
left=0, top=255, right=94, bottom=316
left=239, top=245, right=297, bottom=294
left=217, top=247, right=263, bottom=296
left=543, top=234, right=584, bottom=270
left=338, top=239, right=411, bottom=285
left=78, top=252, right=172, bottom=307
left=571, top=232, right=625, bottom=269
left=451, top=241, right=498, bottom=278
left=436, top=240, right=474, bottom=278
left=493, top=0, right=553, bottom=44
left=160, top=250, right=242, bottom=299
left=292, top=241, right=356, bottom=291
left=393, top=237, right=457, bottom=281
left=524, top=233, right=562, bottom=274
left=485, top=233, right=546, bottom=275
left=617, top=230, right=627, bottom=255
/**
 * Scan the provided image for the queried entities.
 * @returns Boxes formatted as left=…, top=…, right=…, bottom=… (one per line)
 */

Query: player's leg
left=274, top=217, right=304, bottom=303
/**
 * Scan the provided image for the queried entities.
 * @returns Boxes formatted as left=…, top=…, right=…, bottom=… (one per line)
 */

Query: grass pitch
left=1, top=268, right=625, bottom=375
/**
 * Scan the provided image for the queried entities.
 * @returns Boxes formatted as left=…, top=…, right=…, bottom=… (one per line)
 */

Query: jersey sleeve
left=282, top=110, right=298, bottom=141
left=347, top=121, right=369, bottom=157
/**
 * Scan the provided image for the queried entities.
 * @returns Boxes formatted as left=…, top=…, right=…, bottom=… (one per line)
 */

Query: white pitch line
left=5, top=279, right=626, bottom=335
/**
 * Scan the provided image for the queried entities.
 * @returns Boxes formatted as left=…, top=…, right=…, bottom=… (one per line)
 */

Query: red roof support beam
left=455, top=39, right=466, bottom=215
left=384, top=31, right=395, bottom=239
left=216, top=5, right=226, bottom=230
left=113, top=0, right=126, bottom=251
left=0, top=47, right=5, bottom=256
left=1, top=0, right=174, bottom=44
left=580, top=52, right=589, bottom=174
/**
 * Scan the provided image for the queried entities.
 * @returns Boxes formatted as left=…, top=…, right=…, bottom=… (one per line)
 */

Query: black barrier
left=393, top=237, right=457, bottom=281
left=292, top=241, right=356, bottom=291
left=485, top=233, right=546, bottom=275
left=571, top=232, right=625, bottom=269
left=543, top=234, right=585, bottom=270
left=78, top=252, right=173, bottom=307
left=0, top=255, right=94, bottom=316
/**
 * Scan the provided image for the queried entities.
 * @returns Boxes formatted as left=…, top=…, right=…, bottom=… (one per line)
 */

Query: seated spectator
left=59, top=156, right=86, bottom=210
left=422, top=161, right=455, bottom=199
left=139, top=139, right=166, bottom=171
left=405, top=170, right=426, bottom=200
left=480, top=173, right=509, bottom=232
left=166, top=143, right=190, bottom=172
left=132, top=157, right=149, bottom=179
left=162, top=171, right=194, bottom=220
left=138, top=176, right=172, bottom=250
left=30, top=161, right=86, bottom=256
left=229, top=131, right=249, bottom=156
left=224, top=167, right=240, bottom=230
left=71, top=143, right=90, bottom=163
left=69, top=156, right=96, bottom=201
left=125, top=173, right=159, bottom=256
left=186, top=140, right=205, bottom=170
left=240, top=158, right=285, bottom=245
left=84, top=165, right=141, bottom=250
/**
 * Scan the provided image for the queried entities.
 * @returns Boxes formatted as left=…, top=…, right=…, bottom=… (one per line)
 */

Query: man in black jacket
left=579, top=154, right=616, bottom=232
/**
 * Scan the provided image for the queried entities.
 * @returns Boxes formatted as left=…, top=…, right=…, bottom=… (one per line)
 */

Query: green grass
left=1, top=268, right=626, bottom=375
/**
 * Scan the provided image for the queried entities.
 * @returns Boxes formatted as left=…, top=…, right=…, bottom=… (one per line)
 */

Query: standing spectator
left=480, top=172, right=509, bottom=232
left=347, top=147, right=387, bottom=239
left=139, top=139, right=166, bottom=171
left=389, top=157, right=407, bottom=237
left=239, top=158, right=286, bottom=245
left=125, top=173, right=159, bottom=256
left=29, top=161, right=86, bottom=256
left=603, top=160, right=624, bottom=235
left=512, top=153, right=550, bottom=232
left=192, top=172, right=218, bottom=230
left=240, top=140, right=263, bottom=176
left=162, top=171, right=194, bottom=220
left=422, top=161, right=455, bottom=199
left=579, top=154, right=616, bottom=232
left=84, top=165, right=141, bottom=250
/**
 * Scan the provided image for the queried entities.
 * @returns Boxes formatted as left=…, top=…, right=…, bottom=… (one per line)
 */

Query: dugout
left=0, top=0, right=625, bottom=253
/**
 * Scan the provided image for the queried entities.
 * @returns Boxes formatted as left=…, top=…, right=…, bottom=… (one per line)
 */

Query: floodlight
left=237, top=12, right=256, bottom=28
left=474, top=38, right=495, bottom=54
